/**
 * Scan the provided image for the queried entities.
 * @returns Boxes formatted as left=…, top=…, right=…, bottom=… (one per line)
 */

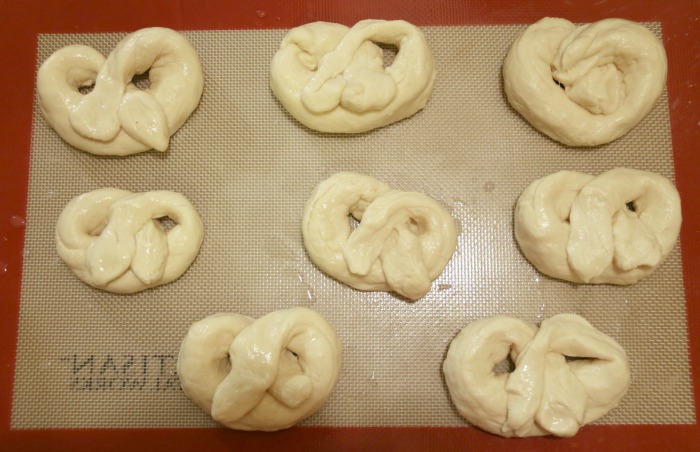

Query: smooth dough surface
left=514, top=168, right=681, bottom=284
left=37, top=27, right=204, bottom=155
left=271, top=20, right=436, bottom=133
left=443, top=314, right=630, bottom=437
left=503, top=18, right=667, bottom=146
left=56, top=188, right=204, bottom=293
left=177, top=307, right=342, bottom=431
left=302, top=172, right=458, bottom=300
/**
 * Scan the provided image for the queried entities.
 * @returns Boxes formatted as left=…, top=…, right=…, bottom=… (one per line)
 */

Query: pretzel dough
left=270, top=20, right=436, bottom=133
left=443, top=314, right=629, bottom=437
left=37, top=27, right=204, bottom=155
left=56, top=188, right=204, bottom=293
left=503, top=18, right=667, bottom=146
left=514, top=168, right=682, bottom=284
left=177, top=307, right=342, bottom=431
left=302, top=172, right=457, bottom=300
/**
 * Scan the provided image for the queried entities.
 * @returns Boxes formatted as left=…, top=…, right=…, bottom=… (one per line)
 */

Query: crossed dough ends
left=503, top=18, right=667, bottom=146
left=37, top=27, right=204, bottom=155
left=56, top=188, right=204, bottom=293
left=270, top=20, right=436, bottom=133
left=302, top=172, right=458, bottom=300
left=177, top=307, right=342, bottom=431
left=514, top=168, right=681, bottom=284
left=443, top=314, right=630, bottom=437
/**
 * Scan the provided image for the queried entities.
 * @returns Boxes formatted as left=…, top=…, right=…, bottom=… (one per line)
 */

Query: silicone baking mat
left=1, top=1, right=699, bottom=450
left=10, top=23, right=694, bottom=429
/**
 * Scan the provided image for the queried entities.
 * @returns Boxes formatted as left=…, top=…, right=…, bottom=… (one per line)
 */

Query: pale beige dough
left=302, top=172, right=458, bottom=300
left=514, top=168, right=681, bottom=284
left=37, top=27, right=204, bottom=155
left=270, top=20, right=436, bottom=133
left=177, top=307, right=342, bottom=431
left=56, top=188, right=204, bottom=293
left=443, top=314, right=630, bottom=437
left=503, top=18, right=667, bottom=146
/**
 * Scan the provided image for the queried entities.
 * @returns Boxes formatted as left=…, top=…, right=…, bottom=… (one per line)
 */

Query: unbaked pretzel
left=503, top=18, right=667, bottom=146
left=56, top=188, right=204, bottom=293
left=177, top=307, right=342, bottom=431
left=37, top=27, right=203, bottom=155
left=302, top=172, right=457, bottom=300
left=271, top=20, right=436, bottom=133
left=515, top=168, right=681, bottom=284
left=443, top=314, right=629, bottom=437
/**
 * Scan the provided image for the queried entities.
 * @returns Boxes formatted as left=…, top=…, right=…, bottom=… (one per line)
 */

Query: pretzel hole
left=625, top=201, right=637, bottom=213
left=156, top=216, right=177, bottom=232
left=79, top=82, right=96, bottom=95
left=377, top=43, right=398, bottom=68
left=282, top=349, right=301, bottom=370
left=132, top=71, right=151, bottom=90
left=221, top=353, right=232, bottom=374
left=407, top=218, right=421, bottom=233
left=493, top=354, right=516, bottom=375
left=553, top=78, right=566, bottom=90
left=565, top=355, right=594, bottom=364
left=348, top=215, right=360, bottom=229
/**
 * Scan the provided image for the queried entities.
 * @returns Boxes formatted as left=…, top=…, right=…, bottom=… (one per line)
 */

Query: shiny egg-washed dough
left=514, top=168, right=681, bottom=284
left=177, top=307, right=342, bottom=431
left=302, top=172, right=458, bottom=300
left=37, top=27, right=204, bottom=155
left=503, top=18, right=667, bottom=146
left=270, top=20, right=436, bottom=133
left=443, top=314, right=630, bottom=437
left=56, top=188, right=204, bottom=293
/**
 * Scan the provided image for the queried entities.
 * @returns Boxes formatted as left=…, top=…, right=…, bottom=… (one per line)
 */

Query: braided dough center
left=443, top=314, right=630, bottom=437
left=302, top=172, right=458, bottom=300
left=177, top=308, right=342, bottom=431
left=503, top=18, right=667, bottom=146
left=514, top=168, right=681, bottom=284
left=271, top=20, right=436, bottom=133
left=56, top=188, right=204, bottom=293
left=37, top=27, right=204, bottom=155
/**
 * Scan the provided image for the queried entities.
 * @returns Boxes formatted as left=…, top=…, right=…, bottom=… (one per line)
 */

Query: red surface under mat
left=1, top=0, right=699, bottom=450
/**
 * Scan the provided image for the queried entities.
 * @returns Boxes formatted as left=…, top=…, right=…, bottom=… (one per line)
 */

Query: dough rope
left=177, top=307, right=342, bottom=431
left=56, top=188, right=204, bottom=293
left=302, top=172, right=457, bottom=300
left=503, top=18, right=667, bottom=146
left=514, top=168, right=682, bottom=284
left=270, top=20, right=436, bottom=133
left=37, top=27, right=204, bottom=155
left=443, top=314, right=630, bottom=437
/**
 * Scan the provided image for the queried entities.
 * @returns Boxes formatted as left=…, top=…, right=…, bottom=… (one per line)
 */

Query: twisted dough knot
left=503, top=18, right=667, bottom=146
left=177, top=308, right=342, bottom=431
left=302, top=173, right=457, bottom=300
left=443, top=314, right=629, bottom=437
left=56, top=188, right=204, bottom=293
left=270, top=20, right=436, bottom=133
left=37, top=27, right=204, bottom=155
left=515, top=168, right=681, bottom=284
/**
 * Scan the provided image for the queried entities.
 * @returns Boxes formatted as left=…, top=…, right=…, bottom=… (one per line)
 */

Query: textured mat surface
left=12, top=24, right=694, bottom=428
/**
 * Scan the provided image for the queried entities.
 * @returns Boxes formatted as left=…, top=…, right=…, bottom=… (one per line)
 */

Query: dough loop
left=270, top=20, right=436, bottom=133
left=302, top=172, right=457, bottom=300
left=515, top=168, right=681, bottom=284
left=37, top=27, right=204, bottom=155
left=443, top=314, right=629, bottom=437
left=56, top=188, right=204, bottom=293
left=177, top=307, right=342, bottom=431
left=503, top=18, right=667, bottom=146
